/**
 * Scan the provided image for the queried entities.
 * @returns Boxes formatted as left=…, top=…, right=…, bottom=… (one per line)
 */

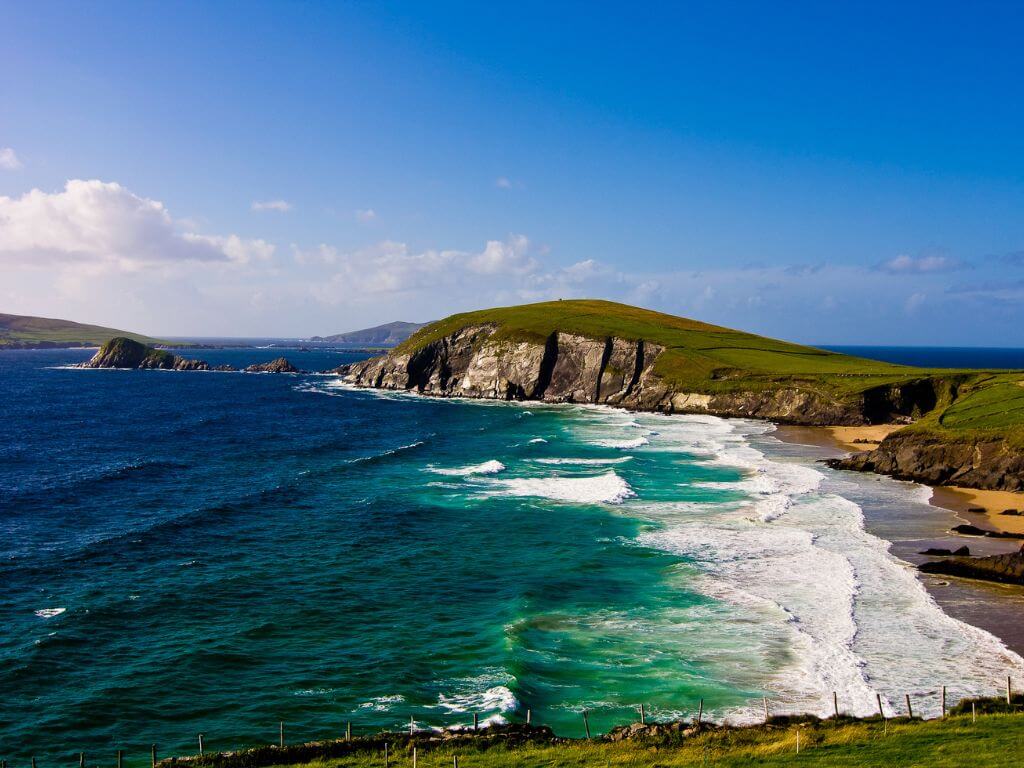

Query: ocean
left=2, top=346, right=1023, bottom=764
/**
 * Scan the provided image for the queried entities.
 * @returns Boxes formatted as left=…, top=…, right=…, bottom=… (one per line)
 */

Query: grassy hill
left=0, top=312, right=169, bottom=349
left=397, top=299, right=1024, bottom=445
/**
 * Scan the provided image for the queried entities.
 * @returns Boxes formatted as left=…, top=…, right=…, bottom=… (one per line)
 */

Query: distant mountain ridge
left=0, top=312, right=168, bottom=349
left=310, top=320, right=428, bottom=346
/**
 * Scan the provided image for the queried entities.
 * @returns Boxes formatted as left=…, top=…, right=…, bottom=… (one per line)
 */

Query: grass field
left=0, top=312, right=168, bottom=348
left=396, top=300, right=1024, bottom=442
left=181, top=712, right=1024, bottom=768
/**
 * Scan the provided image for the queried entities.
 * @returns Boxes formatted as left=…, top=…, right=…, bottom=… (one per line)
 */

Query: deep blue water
left=823, top=346, right=1024, bottom=370
left=3, top=347, right=1024, bottom=766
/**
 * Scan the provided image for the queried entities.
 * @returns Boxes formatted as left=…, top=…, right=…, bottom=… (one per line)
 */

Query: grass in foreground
left=275, top=714, right=1024, bottom=768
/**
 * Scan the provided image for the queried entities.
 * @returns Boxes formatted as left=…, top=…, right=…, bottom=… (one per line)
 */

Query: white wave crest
left=35, top=608, right=66, bottom=618
left=532, top=457, right=633, bottom=465
left=486, top=470, right=635, bottom=504
left=430, top=460, right=506, bottom=476
left=592, top=436, right=649, bottom=449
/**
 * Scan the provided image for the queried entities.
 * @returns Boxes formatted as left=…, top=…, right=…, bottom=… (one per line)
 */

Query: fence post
left=696, top=698, right=704, bottom=727
left=762, top=697, right=769, bottom=723
left=583, top=710, right=591, bottom=740
left=117, top=749, right=123, bottom=768
left=453, top=756, right=458, bottom=768
left=409, top=716, right=415, bottom=736
left=796, top=728, right=800, bottom=755
left=31, top=759, right=36, bottom=768
left=473, top=713, right=478, bottom=731
left=412, top=747, right=417, bottom=768
left=198, top=733, right=204, bottom=756
left=905, top=694, right=913, bottom=719
left=1008, top=676, right=1013, bottom=705
left=384, top=742, right=389, bottom=768
left=941, top=686, right=947, bottom=718
left=833, top=691, right=838, bottom=719
left=526, top=709, right=531, bottom=726
left=876, top=693, right=884, bottom=719
left=151, top=744, right=157, bottom=768
left=346, top=722, right=351, bottom=742
left=639, top=703, right=645, bottom=725
left=972, top=702, right=977, bottom=723
left=79, top=752, right=85, bottom=768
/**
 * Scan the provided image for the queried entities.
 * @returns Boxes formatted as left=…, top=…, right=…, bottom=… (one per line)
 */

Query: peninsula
left=335, top=299, right=1024, bottom=494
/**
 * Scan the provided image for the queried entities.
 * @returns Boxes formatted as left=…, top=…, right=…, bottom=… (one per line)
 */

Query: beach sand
left=929, top=486, right=1024, bottom=536
left=773, top=424, right=899, bottom=453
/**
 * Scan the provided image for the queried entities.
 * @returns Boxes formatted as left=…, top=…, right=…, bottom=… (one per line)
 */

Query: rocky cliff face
left=335, top=324, right=914, bottom=425
left=828, top=432, right=1024, bottom=492
left=245, top=357, right=301, bottom=373
left=81, top=337, right=211, bottom=370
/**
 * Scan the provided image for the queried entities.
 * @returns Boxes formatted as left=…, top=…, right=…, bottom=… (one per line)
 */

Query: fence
left=6, top=676, right=1021, bottom=768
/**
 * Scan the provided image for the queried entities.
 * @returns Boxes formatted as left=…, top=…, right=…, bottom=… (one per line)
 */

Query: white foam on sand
left=429, top=460, right=506, bottom=476
left=485, top=470, right=635, bottom=504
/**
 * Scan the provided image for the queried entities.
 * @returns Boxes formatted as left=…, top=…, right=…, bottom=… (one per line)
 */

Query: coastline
left=774, top=424, right=1024, bottom=536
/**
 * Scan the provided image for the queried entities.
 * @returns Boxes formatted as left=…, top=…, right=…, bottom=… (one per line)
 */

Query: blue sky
left=1, top=2, right=1023, bottom=343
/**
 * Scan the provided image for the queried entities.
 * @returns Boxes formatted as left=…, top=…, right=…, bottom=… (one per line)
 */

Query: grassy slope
left=0, top=312, right=168, bottom=347
left=269, top=714, right=1024, bottom=768
left=397, top=300, right=1024, bottom=439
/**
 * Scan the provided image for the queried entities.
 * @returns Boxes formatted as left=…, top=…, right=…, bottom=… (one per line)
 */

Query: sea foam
left=430, top=460, right=506, bottom=476
left=486, top=470, right=635, bottom=504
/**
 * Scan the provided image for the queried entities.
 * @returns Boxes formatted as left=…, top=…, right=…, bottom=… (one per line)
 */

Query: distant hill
left=0, top=313, right=168, bottom=349
left=311, top=320, right=428, bottom=346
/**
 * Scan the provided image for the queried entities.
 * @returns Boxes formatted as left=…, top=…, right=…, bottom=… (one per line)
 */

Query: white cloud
left=879, top=254, right=960, bottom=273
left=905, top=291, right=927, bottom=314
left=355, top=208, right=377, bottom=223
left=251, top=199, right=292, bottom=212
left=467, top=234, right=538, bottom=275
left=0, top=147, right=22, bottom=170
left=0, top=179, right=274, bottom=268
left=495, top=177, right=512, bottom=189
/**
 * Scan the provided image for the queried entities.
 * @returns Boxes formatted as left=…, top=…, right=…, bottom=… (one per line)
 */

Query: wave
left=429, top=460, right=506, bottom=476
left=34, top=607, right=66, bottom=619
left=592, top=436, right=649, bottom=449
left=532, top=457, right=633, bottom=465
left=527, top=438, right=548, bottom=444
left=485, top=470, right=635, bottom=504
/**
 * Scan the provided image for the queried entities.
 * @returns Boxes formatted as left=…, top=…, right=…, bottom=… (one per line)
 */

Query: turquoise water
left=2, top=349, right=1023, bottom=764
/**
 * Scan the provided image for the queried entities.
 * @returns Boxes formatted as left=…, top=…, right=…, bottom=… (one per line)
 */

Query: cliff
left=828, top=431, right=1024, bottom=492
left=80, top=337, right=212, bottom=370
left=336, top=323, right=935, bottom=425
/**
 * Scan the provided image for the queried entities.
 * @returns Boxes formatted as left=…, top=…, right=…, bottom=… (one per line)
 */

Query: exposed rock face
left=827, top=431, right=1024, bottom=492
left=919, top=547, right=1024, bottom=585
left=244, top=357, right=301, bottom=373
left=334, top=324, right=902, bottom=425
left=80, top=337, right=210, bottom=370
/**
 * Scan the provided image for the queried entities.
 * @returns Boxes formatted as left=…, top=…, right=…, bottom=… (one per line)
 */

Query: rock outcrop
left=80, top=337, right=211, bottom=370
left=244, top=357, right=301, bottom=373
left=919, top=546, right=1024, bottom=585
left=827, top=431, right=1024, bottom=492
left=332, top=324, right=923, bottom=425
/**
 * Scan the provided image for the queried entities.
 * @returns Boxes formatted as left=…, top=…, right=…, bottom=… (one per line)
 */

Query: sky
left=1, top=2, right=1023, bottom=344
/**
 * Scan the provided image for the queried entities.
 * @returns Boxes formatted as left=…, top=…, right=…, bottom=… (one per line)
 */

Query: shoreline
left=774, top=424, right=1024, bottom=536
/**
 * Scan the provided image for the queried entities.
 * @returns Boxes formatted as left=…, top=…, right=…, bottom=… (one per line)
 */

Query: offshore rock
left=245, top=357, right=301, bottom=373
left=80, top=337, right=210, bottom=370
left=919, top=547, right=1024, bottom=586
